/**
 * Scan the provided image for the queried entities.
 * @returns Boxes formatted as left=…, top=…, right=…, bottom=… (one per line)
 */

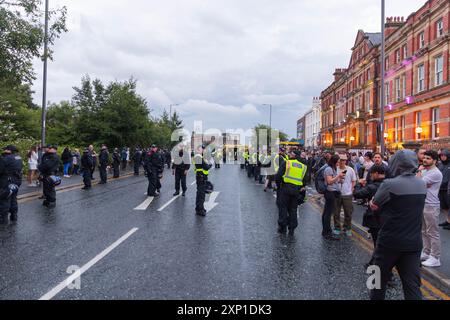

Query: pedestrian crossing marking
left=134, top=197, right=154, bottom=211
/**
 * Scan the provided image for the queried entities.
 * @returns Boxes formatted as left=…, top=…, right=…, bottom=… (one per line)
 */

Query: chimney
left=385, top=16, right=405, bottom=38
left=333, top=68, right=346, bottom=81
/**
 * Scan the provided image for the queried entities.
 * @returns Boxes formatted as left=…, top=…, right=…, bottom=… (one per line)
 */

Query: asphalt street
left=0, top=165, right=447, bottom=300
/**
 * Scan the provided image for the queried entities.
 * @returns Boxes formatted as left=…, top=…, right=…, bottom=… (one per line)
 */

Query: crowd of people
left=2, top=141, right=450, bottom=300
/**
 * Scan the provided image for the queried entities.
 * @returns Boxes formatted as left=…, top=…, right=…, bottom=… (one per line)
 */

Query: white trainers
left=422, top=256, right=441, bottom=268
left=420, top=252, right=430, bottom=261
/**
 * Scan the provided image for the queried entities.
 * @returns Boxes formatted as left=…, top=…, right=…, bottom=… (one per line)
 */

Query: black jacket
left=144, top=151, right=163, bottom=173
left=81, top=153, right=94, bottom=171
left=0, top=153, right=23, bottom=187
left=194, top=153, right=212, bottom=176
left=438, top=149, right=450, bottom=191
left=61, top=150, right=72, bottom=164
left=38, top=153, right=60, bottom=176
left=354, top=179, right=383, bottom=229
left=112, top=152, right=121, bottom=165
left=99, top=149, right=109, bottom=166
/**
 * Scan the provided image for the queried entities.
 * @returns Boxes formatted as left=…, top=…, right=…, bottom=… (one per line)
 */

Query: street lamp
left=169, top=104, right=179, bottom=118
left=262, top=104, right=273, bottom=129
left=380, top=0, right=386, bottom=155
left=41, top=0, right=50, bottom=148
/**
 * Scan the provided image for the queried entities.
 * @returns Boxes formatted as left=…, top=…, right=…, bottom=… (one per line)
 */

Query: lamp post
left=380, top=0, right=386, bottom=155
left=41, top=0, right=50, bottom=147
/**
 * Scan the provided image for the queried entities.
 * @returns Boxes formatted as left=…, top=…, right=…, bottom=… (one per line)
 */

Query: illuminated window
left=416, top=111, right=422, bottom=140
left=432, top=107, right=440, bottom=139
left=394, top=118, right=399, bottom=143
left=400, top=115, right=406, bottom=142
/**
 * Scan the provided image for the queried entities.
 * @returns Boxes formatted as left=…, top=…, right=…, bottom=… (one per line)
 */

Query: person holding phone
left=333, top=154, right=357, bottom=237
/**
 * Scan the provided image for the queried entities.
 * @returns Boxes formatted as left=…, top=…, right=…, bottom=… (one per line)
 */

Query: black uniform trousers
left=278, top=184, right=300, bottom=231
left=83, top=170, right=92, bottom=188
left=195, top=173, right=207, bottom=212
left=147, top=170, right=158, bottom=196
left=43, top=177, right=56, bottom=204
left=113, top=163, right=120, bottom=178
left=134, top=162, right=140, bottom=175
left=370, top=245, right=422, bottom=301
left=0, top=197, right=10, bottom=223
left=175, top=169, right=187, bottom=193
left=9, top=193, right=18, bottom=216
left=99, top=165, right=108, bottom=183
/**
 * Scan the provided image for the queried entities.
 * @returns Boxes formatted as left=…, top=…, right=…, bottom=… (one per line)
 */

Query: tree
left=46, top=101, right=77, bottom=146
left=0, top=0, right=67, bottom=86
left=253, top=124, right=289, bottom=146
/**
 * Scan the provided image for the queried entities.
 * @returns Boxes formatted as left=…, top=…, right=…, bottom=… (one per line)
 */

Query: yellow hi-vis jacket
left=283, top=159, right=306, bottom=186
left=193, top=154, right=209, bottom=176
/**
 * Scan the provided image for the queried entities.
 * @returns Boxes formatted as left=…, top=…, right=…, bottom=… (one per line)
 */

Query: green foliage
left=253, top=124, right=289, bottom=145
left=0, top=0, right=68, bottom=85
left=45, top=76, right=184, bottom=149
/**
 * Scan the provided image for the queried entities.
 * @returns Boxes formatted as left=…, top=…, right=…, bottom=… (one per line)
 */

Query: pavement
left=0, top=165, right=449, bottom=300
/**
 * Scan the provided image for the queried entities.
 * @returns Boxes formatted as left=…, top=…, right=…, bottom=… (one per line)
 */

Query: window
left=432, top=107, right=440, bottom=139
left=385, top=83, right=390, bottom=105
left=402, top=74, right=406, bottom=99
left=395, top=49, right=401, bottom=64
left=394, top=118, right=399, bottom=142
left=437, top=19, right=444, bottom=38
left=435, top=55, right=443, bottom=86
left=401, top=115, right=406, bottom=142
left=402, top=44, right=408, bottom=59
left=385, top=57, right=389, bottom=70
left=418, top=64, right=425, bottom=92
left=366, top=91, right=370, bottom=112
left=367, top=69, right=371, bottom=81
left=416, top=111, right=422, bottom=140
left=366, top=125, right=370, bottom=145
left=419, top=32, right=425, bottom=49
left=395, top=78, right=401, bottom=102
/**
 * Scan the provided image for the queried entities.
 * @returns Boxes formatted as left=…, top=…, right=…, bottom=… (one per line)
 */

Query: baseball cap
left=3, top=145, right=18, bottom=153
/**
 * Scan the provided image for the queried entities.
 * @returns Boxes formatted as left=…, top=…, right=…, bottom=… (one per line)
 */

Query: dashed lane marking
left=134, top=197, right=155, bottom=211
left=157, top=195, right=181, bottom=212
left=39, top=227, right=139, bottom=300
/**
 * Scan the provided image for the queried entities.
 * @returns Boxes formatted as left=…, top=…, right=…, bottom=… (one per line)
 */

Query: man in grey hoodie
left=369, top=150, right=427, bottom=300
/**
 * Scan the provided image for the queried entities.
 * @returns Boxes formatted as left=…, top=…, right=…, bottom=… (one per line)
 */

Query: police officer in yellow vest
left=275, top=149, right=307, bottom=235
left=194, top=145, right=212, bottom=217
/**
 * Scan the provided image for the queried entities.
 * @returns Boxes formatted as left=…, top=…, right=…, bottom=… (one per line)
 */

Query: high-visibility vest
left=273, top=154, right=287, bottom=172
left=243, top=152, right=249, bottom=160
left=283, top=159, right=306, bottom=186
left=250, top=153, right=258, bottom=164
left=193, top=154, right=209, bottom=175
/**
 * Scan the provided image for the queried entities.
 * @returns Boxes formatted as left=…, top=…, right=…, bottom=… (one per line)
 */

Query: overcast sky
left=32, top=0, right=426, bottom=138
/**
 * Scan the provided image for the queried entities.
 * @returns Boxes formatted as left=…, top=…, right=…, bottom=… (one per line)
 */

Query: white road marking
left=134, top=197, right=154, bottom=210
left=157, top=195, right=181, bottom=212
left=39, top=227, right=139, bottom=300
left=204, top=192, right=220, bottom=213
left=191, top=180, right=197, bottom=186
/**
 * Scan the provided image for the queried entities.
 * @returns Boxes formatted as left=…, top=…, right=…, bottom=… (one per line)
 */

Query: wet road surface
left=0, top=165, right=445, bottom=300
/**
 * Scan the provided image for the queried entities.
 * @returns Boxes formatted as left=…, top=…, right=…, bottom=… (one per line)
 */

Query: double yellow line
left=307, top=198, right=450, bottom=300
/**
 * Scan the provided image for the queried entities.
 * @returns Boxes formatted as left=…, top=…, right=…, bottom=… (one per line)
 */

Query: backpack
left=314, top=164, right=329, bottom=194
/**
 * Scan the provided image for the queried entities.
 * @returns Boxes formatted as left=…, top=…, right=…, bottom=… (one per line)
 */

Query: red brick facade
left=320, top=0, right=450, bottom=151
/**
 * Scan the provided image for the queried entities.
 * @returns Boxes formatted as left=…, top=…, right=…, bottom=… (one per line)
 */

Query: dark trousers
left=134, top=163, right=140, bottom=175
left=9, top=193, right=18, bottom=215
left=121, top=160, right=127, bottom=170
left=43, top=177, right=56, bottom=204
left=0, top=198, right=10, bottom=223
left=254, top=166, right=261, bottom=181
left=370, top=245, right=422, bottom=301
left=322, top=191, right=339, bottom=235
left=175, top=170, right=187, bottom=193
left=99, top=165, right=108, bottom=183
left=195, top=174, right=206, bottom=212
left=113, top=163, right=120, bottom=178
left=83, top=170, right=92, bottom=188
left=278, top=185, right=300, bottom=230
left=147, top=171, right=158, bottom=196
left=91, top=166, right=95, bottom=179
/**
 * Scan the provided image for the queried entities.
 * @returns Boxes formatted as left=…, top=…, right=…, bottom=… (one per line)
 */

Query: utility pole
left=41, top=0, right=50, bottom=148
left=380, top=0, right=386, bottom=155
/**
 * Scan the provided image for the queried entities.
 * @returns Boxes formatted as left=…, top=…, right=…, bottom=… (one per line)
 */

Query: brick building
left=320, top=0, right=450, bottom=151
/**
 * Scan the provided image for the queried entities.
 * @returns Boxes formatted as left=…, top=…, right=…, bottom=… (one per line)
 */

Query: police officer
left=144, top=145, right=162, bottom=197
left=112, top=148, right=121, bottom=178
left=81, top=148, right=93, bottom=190
left=275, top=149, right=306, bottom=235
left=0, top=146, right=23, bottom=223
left=214, top=149, right=222, bottom=169
left=194, top=145, right=212, bottom=217
left=38, top=145, right=60, bottom=208
left=243, top=149, right=250, bottom=170
left=133, top=147, right=142, bottom=176
left=98, top=145, right=109, bottom=184
left=173, top=147, right=190, bottom=196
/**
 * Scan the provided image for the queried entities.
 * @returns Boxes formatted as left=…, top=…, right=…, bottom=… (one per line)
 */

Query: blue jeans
left=63, top=162, right=71, bottom=176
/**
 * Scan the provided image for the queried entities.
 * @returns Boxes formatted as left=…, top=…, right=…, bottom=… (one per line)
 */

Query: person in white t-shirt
left=27, top=146, right=39, bottom=187
left=333, top=153, right=357, bottom=236
left=417, top=150, right=443, bottom=268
